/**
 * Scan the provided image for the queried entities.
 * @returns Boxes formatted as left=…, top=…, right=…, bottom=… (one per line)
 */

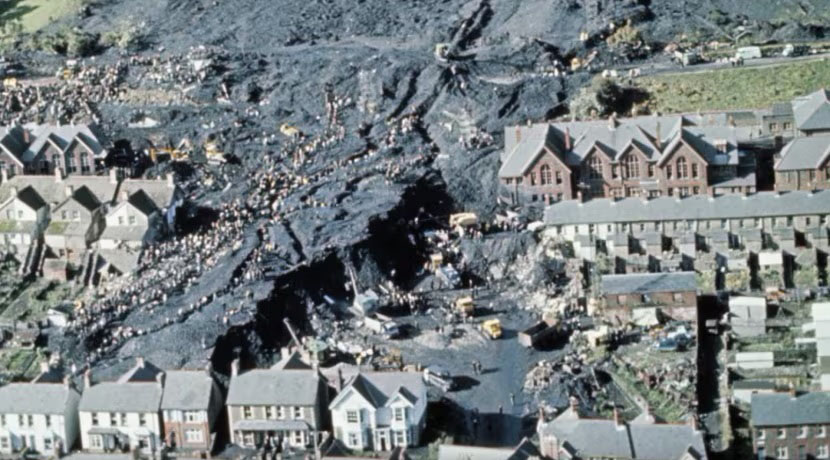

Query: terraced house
left=0, top=123, right=106, bottom=177
left=0, top=363, right=80, bottom=456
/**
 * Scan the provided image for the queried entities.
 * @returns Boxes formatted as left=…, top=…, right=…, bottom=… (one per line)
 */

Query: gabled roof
left=22, top=123, right=106, bottom=162
left=118, top=359, right=164, bottom=383
left=126, top=190, right=158, bottom=216
left=792, top=89, right=830, bottom=132
left=751, top=392, right=830, bottom=426
left=55, top=185, right=101, bottom=213
left=776, top=135, right=830, bottom=171
left=329, top=371, right=426, bottom=410
left=437, top=438, right=541, bottom=460
left=499, top=124, right=562, bottom=177
left=0, top=382, right=79, bottom=415
left=227, top=367, right=320, bottom=406
left=79, top=382, right=162, bottom=412
left=161, top=370, right=219, bottom=411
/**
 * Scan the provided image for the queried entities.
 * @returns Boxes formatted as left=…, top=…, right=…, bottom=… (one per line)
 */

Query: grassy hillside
left=637, top=58, right=830, bottom=113
left=0, top=0, right=84, bottom=32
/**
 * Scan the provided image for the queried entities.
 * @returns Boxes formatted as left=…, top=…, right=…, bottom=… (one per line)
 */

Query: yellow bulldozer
left=149, top=147, right=188, bottom=163
left=480, top=319, right=502, bottom=340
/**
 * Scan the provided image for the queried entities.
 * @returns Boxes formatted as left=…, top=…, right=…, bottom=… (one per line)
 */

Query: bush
left=101, top=21, right=143, bottom=50
left=607, top=23, right=642, bottom=48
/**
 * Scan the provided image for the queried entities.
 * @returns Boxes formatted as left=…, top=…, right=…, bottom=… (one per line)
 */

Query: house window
left=72, top=210, right=79, bottom=220
left=555, top=170, right=563, bottom=185
left=346, top=410, right=358, bottom=423
left=784, top=122, right=793, bottom=131
left=80, top=155, right=89, bottom=173
left=292, top=430, right=303, bottom=445
left=347, top=432, right=359, bottom=447
left=540, top=165, right=552, bottom=185
left=818, top=426, right=827, bottom=438
left=128, top=216, right=136, bottom=225
left=757, top=429, right=766, bottom=439
left=265, top=407, right=274, bottom=419
left=91, top=413, right=99, bottom=426
left=43, top=437, right=52, bottom=451
left=716, top=139, right=728, bottom=152
left=110, top=412, right=118, bottom=426
left=673, top=293, right=683, bottom=302
left=529, top=172, right=536, bottom=186
left=779, top=428, right=787, bottom=439
left=185, top=429, right=203, bottom=443
left=277, top=406, right=285, bottom=419
left=810, top=170, right=816, bottom=182
left=589, top=156, right=602, bottom=179
left=770, top=123, right=778, bottom=132
left=666, top=165, right=673, bottom=179
left=692, top=163, right=699, bottom=178
left=787, top=216, right=794, bottom=226
left=243, top=406, right=252, bottom=419
left=66, top=156, right=75, bottom=173
left=293, top=406, right=303, bottom=419
left=677, top=158, right=688, bottom=179
left=625, top=155, right=639, bottom=178
left=394, top=430, right=406, bottom=445
left=693, top=186, right=700, bottom=194
left=45, top=415, right=51, bottom=428
left=185, top=411, right=200, bottom=423
left=139, top=414, right=148, bottom=427
left=4, top=210, right=10, bottom=219
left=16, top=210, right=22, bottom=219
left=648, top=164, right=655, bottom=177
left=118, top=216, right=124, bottom=225
left=776, top=446, right=788, bottom=459
left=27, top=415, right=33, bottom=427
left=818, top=445, right=829, bottom=458
left=612, top=165, right=619, bottom=179
left=61, top=211, right=67, bottom=220
left=0, top=415, right=4, bottom=427
left=798, top=426, right=809, bottom=438
left=394, top=407, right=405, bottom=422
left=0, top=437, right=8, bottom=450
left=90, top=435, right=102, bottom=449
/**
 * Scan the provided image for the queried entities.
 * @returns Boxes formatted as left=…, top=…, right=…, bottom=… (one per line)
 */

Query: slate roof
left=161, top=370, right=218, bottom=411
left=539, top=408, right=706, bottom=460
left=0, top=382, right=79, bottom=414
left=751, top=392, right=830, bottom=426
left=227, top=368, right=320, bottom=406
left=97, top=249, right=141, bottom=275
left=776, top=135, right=830, bottom=171
left=100, top=225, right=149, bottom=243
left=544, top=191, right=830, bottom=225
left=499, top=124, right=561, bottom=177
left=69, top=186, right=101, bottom=212
left=0, top=175, right=118, bottom=206
left=792, top=89, right=830, bottom=132
left=601, top=272, right=697, bottom=295
left=78, top=382, right=162, bottom=413
left=119, top=178, right=176, bottom=211
left=437, top=438, right=541, bottom=460
left=330, top=371, right=425, bottom=410
left=22, top=124, right=106, bottom=162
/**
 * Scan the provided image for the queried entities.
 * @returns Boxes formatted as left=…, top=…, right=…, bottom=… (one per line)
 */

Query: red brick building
left=599, top=272, right=698, bottom=324
left=751, top=391, right=830, bottom=460
left=774, top=136, right=830, bottom=191
left=161, top=369, right=223, bottom=457
left=499, top=115, right=756, bottom=206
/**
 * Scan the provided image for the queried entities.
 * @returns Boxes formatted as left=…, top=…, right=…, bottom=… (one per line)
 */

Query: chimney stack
left=655, top=122, right=661, bottom=145
left=1, top=168, right=7, bottom=183
left=515, top=126, right=522, bottom=144
left=688, top=414, right=699, bottom=431
left=564, top=127, right=571, bottom=151
left=136, top=356, right=145, bottom=368
left=788, top=383, right=797, bottom=398
left=40, top=360, right=50, bottom=374
left=109, top=168, right=118, bottom=185
left=608, top=113, right=618, bottom=129
left=23, top=129, right=29, bottom=145
left=119, top=190, right=129, bottom=202
left=155, top=371, right=165, bottom=388
left=83, top=369, right=92, bottom=389
left=613, top=406, right=623, bottom=427
left=166, top=173, right=174, bottom=188
left=64, top=185, right=74, bottom=198
left=205, top=361, right=213, bottom=377
left=231, top=358, right=240, bottom=377
left=337, top=367, right=344, bottom=391
left=54, top=167, right=63, bottom=183
left=569, top=396, right=579, bottom=415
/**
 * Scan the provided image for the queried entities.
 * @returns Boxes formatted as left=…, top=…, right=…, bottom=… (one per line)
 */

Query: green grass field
left=637, top=58, right=830, bottom=114
left=0, top=0, right=83, bottom=32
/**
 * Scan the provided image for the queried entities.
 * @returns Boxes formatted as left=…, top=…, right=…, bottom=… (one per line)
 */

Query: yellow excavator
left=149, top=147, right=188, bottom=163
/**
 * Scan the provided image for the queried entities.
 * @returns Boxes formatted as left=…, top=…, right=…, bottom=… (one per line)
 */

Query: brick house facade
left=751, top=392, right=830, bottom=460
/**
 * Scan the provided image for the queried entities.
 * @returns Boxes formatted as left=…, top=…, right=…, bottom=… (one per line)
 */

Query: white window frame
left=292, top=406, right=302, bottom=419
left=776, top=445, right=788, bottom=459
left=243, top=406, right=252, bottom=419
left=394, top=407, right=405, bottom=422
left=277, top=406, right=285, bottom=419
left=817, top=444, right=829, bottom=459
left=347, top=432, right=358, bottom=447
left=346, top=410, right=358, bottom=423
left=819, top=426, right=827, bottom=438
left=798, top=426, right=808, bottom=439
left=778, top=428, right=787, bottom=439
left=185, top=429, right=203, bottom=443
left=185, top=411, right=200, bottom=423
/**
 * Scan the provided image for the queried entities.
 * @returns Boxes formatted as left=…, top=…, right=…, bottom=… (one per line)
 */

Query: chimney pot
left=136, top=356, right=145, bottom=368
left=84, top=369, right=92, bottom=389
left=564, top=127, right=571, bottom=151
left=109, top=168, right=118, bottom=184
left=40, top=360, right=50, bottom=374
left=231, top=358, right=240, bottom=377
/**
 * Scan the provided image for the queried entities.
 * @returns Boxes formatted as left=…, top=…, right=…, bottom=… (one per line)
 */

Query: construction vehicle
left=2, top=77, right=16, bottom=88
left=363, top=313, right=401, bottom=339
left=518, top=319, right=570, bottom=348
left=480, top=319, right=502, bottom=340
left=204, top=141, right=225, bottom=164
left=429, top=253, right=444, bottom=272
left=280, top=123, right=302, bottom=138
left=423, top=365, right=455, bottom=392
left=449, top=212, right=478, bottom=229
left=149, top=147, right=189, bottom=163
left=454, top=296, right=474, bottom=317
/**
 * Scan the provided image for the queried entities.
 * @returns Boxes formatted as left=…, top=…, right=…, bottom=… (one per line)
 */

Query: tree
left=794, top=265, right=819, bottom=290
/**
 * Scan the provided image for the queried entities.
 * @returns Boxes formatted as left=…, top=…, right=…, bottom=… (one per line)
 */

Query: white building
left=0, top=363, right=80, bottom=455
left=77, top=358, right=164, bottom=455
left=329, top=372, right=426, bottom=452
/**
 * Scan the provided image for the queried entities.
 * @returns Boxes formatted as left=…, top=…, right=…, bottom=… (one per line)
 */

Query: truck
left=437, top=265, right=461, bottom=288
left=480, top=319, right=502, bottom=339
left=454, top=296, right=474, bottom=317
left=363, top=314, right=401, bottom=339
left=518, top=319, right=569, bottom=348
left=735, top=46, right=762, bottom=60
left=423, top=366, right=455, bottom=392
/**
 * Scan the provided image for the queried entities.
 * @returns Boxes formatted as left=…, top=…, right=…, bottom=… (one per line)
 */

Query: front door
left=378, top=431, right=388, bottom=451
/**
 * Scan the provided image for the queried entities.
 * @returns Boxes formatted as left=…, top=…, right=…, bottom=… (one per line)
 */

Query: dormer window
left=715, top=139, right=728, bottom=153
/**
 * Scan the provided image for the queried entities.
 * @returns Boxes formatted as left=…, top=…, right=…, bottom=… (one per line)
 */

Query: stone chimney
left=613, top=407, right=623, bottom=427
left=231, top=358, right=240, bottom=377
left=515, top=126, right=521, bottom=144
left=40, top=360, right=50, bottom=374
left=119, top=190, right=129, bottom=202
left=688, top=414, right=699, bottom=431
left=655, top=122, right=661, bottom=145
left=166, top=173, right=174, bottom=188
left=608, top=113, right=618, bottom=129
left=64, top=185, right=74, bottom=198
left=205, top=361, right=213, bottom=376
left=10, top=186, right=17, bottom=196
left=83, top=369, right=92, bottom=389
left=54, top=167, right=63, bottom=183
left=1, top=168, right=7, bottom=183
left=155, top=371, right=165, bottom=388
left=789, top=383, right=797, bottom=398
left=109, top=168, right=118, bottom=185
left=564, top=127, right=571, bottom=151
left=136, top=356, right=145, bottom=369
left=569, top=396, right=579, bottom=416
left=23, top=129, right=30, bottom=144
